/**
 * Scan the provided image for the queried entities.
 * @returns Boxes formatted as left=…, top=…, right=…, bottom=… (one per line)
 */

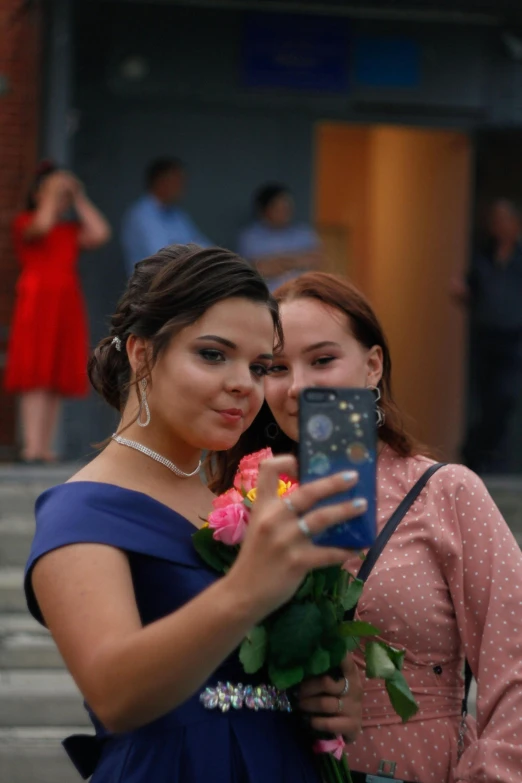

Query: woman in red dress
left=5, top=162, right=111, bottom=463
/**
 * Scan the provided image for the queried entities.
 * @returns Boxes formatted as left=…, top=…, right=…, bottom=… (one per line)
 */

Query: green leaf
left=268, top=663, right=304, bottom=690
left=215, top=541, right=238, bottom=565
left=269, top=603, right=323, bottom=667
left=343, top=636, right=359, bottom=653
left=336, top=568, right=349, bottom=599
left=243, top=496, right=253, bottom=510
left=341, top=578, right=364, bottom=611
left=385, top=670, right=419, bottom=723
left=381, top=644, right=405, bottom=672
left=313, top=572, right=326, bottom=600
left=239, top=626, right=267, bottom=674
left=365, top=641, right=397, bottom=680
left=295, top=573, right=314, bottom=601
left=339, top=621, right=380, bottom=637
left=323, top=566, right=342, bottom=592
left=337, top=568, right=349, bottom=590
left=324, top=636, right=349, bottom=667
left=192, top=528, right=227, bottom=573
left=317, top=598, right=338, bottom=633
left=305, top=646, right=331, bottom=677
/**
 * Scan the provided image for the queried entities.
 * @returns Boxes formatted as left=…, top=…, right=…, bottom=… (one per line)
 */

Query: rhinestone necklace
left=111, top=434, right=202, bottom=479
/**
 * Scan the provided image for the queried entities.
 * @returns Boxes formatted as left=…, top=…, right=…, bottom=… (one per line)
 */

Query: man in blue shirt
left=237, top=183, right=322, bottom=291
left=121, top=158, right=211, bottom=274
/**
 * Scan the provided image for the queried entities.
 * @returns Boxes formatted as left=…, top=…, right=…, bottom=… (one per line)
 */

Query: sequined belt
left=199, top=681, right=292, bottom=713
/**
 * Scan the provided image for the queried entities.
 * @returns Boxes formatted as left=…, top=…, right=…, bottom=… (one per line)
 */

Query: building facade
left=3, top=0, right=522, bottom=464
left=0, top=0, right=42, bottom=459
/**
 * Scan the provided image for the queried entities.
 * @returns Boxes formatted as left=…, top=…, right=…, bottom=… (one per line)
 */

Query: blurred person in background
left=121, top=157, right=211, bottom=275
left=4, top=161, right=111, bottom=464
left=451, top=198, right=522, bottom=473
left=237, top=183, right=323, bottom=291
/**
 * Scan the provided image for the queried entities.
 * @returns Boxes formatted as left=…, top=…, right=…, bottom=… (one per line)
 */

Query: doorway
left=314, top=123, right=473, bottom=460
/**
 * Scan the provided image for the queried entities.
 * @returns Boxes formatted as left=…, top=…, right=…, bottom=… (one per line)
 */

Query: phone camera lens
left=305, top=390, right=327, bottom=402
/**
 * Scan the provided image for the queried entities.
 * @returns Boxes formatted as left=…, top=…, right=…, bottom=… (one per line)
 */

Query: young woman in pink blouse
left=208, top=271, right=522, bottom=783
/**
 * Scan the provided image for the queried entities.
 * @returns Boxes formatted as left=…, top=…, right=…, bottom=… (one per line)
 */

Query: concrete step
left=0, top=727, right=87, bottom=783
left=0, top=614, right=63, bottom=669
left=0, top=568, right=26, bottom=613
left=0, top=484, right=51, bottom=519
left=0, top=464, right=78, bottom=519
left=0, top=516, right=34, bottom=568
left=0, top=671, right=89, bottom=727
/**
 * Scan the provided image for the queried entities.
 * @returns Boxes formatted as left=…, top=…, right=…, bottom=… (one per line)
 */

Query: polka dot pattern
left=342, top=446, right=522, bottom=782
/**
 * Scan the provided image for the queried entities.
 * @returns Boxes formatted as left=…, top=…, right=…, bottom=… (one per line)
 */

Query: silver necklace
left=111, top=434, right=202, bottom=479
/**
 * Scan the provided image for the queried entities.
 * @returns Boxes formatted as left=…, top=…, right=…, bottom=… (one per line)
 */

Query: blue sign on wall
left=353, top=36, right=421, bottom=88
left=242, top=13, right=350, bottom=92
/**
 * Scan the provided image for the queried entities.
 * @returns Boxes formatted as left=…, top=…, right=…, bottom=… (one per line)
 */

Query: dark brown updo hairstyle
left=207, top=271, right=420, bottom=495
left=27, top=160, right=58, bottom=210
left=88, top=243, right=282, bottom=414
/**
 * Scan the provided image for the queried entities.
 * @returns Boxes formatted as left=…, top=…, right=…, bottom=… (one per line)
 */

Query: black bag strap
left=345, top=461, right=473, bottom=715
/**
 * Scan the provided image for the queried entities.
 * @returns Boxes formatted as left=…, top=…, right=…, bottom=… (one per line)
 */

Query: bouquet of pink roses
left=193, top=448, right=417, bottom=783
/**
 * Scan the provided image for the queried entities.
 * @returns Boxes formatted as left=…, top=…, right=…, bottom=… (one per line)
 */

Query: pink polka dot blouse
left=343, top=445, right=522, bottom=782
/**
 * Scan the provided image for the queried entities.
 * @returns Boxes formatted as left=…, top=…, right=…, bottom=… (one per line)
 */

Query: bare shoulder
left=66, top=450, right=123, bottom=485
left=64, top=450, right=163, bottom=500
left=64, top=450, right=214, bottom=527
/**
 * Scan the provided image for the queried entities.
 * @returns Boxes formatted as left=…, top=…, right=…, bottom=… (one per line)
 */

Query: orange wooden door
left=314, top=123, right=472, bottom=460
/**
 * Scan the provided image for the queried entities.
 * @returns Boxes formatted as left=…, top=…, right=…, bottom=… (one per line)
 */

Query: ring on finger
left=297, top=517, right=313, bottom=538
left=283, top=496, right=299, bottom=515
left=339, top=676, right=350, bottom=697
left=337, top=698, right=343, bottom=714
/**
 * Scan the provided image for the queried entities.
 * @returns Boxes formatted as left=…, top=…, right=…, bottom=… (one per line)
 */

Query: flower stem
left=341, top=754, right=354, bottom=783
left=330, top=755, right=345, bottom=783
left=318, top=756, right=335, bottom=783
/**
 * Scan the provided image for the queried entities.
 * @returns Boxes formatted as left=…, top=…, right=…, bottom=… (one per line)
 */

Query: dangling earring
left=367, top=384, right=385, bottom=428
left=265, top=422, right=280, bottom=440
left=137, top=378, right=151, bottom=428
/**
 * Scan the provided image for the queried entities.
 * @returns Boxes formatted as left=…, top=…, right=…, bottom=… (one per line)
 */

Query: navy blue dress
left=24, top=482, right=322, bottom=783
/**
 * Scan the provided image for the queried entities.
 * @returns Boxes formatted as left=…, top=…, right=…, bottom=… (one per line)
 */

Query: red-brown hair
left=206, top=272, right=420, bottom=494
left=275, top=272, right=418, bottom=457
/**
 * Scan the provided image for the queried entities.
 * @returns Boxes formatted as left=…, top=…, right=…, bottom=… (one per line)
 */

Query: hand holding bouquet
left=194, top=450, right=417, bottom=782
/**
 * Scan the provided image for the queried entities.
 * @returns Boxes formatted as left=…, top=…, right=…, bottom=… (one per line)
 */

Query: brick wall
left=0, top=0, right=42, bottom=459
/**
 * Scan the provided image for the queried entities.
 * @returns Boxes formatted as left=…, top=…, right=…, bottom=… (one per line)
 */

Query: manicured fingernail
left=342, top=471, right=358, bottom=482
left=352, top=497, right=367, bottom=509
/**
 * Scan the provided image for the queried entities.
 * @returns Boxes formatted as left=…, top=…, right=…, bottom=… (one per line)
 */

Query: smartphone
left=298, top=387, right=377, bottom=549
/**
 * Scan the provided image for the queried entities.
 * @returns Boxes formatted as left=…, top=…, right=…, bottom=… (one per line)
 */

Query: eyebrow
left=196, top=335, right=273, bottom=361
left=301, top=341, right=341, bottom=355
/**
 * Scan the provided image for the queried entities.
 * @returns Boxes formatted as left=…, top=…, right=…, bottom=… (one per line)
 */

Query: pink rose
left=212, top=488, right=244, bottom=510
left=234, top=448, right=273, bottom=493
left=234, top=468, right=259, bottom=493
left=208, top=503, right=249, bottom=546
left=237, top=447, right=273, bottom=473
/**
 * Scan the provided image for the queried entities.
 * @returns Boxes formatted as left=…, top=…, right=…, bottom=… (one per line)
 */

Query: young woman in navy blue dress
left=25, top=244, right=364, bottom=782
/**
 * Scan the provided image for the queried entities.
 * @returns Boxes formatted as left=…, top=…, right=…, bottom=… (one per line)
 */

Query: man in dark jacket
left=453, top=199, right=522, bottom=472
